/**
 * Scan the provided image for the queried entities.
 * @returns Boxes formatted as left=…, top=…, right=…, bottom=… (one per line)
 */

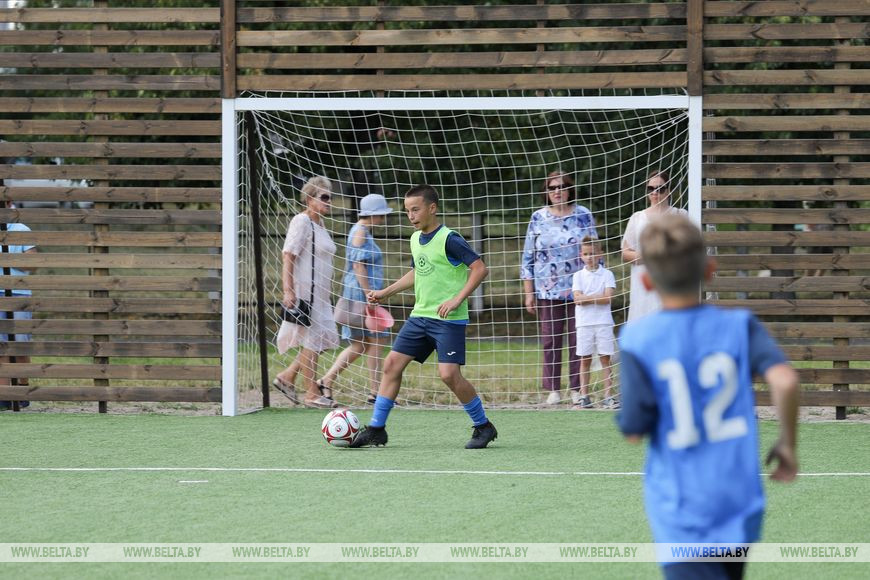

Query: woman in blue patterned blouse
left=521, top=171, right=598, bottom=405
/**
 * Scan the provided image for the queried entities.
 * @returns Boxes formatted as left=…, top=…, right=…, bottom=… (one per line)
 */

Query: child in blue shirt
left=617, top=214, right=799, bottom=580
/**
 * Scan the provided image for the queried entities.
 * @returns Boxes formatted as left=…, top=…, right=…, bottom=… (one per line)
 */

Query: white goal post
left=221, top=94, right=703, bottom=417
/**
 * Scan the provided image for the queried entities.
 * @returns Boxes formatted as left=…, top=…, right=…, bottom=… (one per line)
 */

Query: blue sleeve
left=346, top=244, right=373, bottom=265
left=445, top=232, right=481, bottom=267
left=616, top=351, right=659, bottom=436
left=748, top=314, right=787, bottom=376
left=520, top=218, right=536, bottom=280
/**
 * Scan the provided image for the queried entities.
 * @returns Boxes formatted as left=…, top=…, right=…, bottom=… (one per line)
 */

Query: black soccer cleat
left=350, top=425, right=388, bottom=448
left=465, top=421, right=498, bottom=449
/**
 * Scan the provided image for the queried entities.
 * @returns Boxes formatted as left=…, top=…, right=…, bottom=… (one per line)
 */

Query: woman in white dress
left=621, top=170, right=688, bottom=322
left=273, top=176, right=340, bottom=408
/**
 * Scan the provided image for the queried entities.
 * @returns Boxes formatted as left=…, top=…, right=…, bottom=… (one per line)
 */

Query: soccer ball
left=321, top=408, right=361, bottom=447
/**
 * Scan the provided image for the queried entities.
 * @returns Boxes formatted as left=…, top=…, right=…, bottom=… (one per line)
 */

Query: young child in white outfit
left=572, top=236, right=617, bottom=409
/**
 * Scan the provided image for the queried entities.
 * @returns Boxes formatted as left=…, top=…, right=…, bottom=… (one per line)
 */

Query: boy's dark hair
left=580, top=235, right=600, bottom=249
left=405, top=184, right=439, bottom=206
left=541, top=170, right=575, bottom=205
left=639, top=214, right=706, bottom=295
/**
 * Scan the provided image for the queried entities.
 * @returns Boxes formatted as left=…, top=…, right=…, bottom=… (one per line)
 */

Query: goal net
left=233, top=91, right=691, bottom=412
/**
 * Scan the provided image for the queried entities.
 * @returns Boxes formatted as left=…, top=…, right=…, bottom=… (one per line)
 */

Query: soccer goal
left=222, top=90, right=702, bottom=416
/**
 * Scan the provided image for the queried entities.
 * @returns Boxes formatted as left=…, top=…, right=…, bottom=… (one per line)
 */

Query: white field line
left=0, top=467, right=868, bottom=477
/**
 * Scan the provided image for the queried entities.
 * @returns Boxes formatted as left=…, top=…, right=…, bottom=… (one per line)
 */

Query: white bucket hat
left=358, top=193, right=394, bottom=217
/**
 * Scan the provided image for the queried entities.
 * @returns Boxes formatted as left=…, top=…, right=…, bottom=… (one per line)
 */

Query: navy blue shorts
left=664, top=561, right=745, bottom=580
left=391, top=316, right=467, bottom=365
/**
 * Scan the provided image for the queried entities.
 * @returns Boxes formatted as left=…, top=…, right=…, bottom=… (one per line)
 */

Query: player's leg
left=431, top=320, right=497, bottom=449
left=578, top=355, right=592, bottom=397
left=599, top=354, right=613, bottom=400
left=352, top=318, right=430, bottom=448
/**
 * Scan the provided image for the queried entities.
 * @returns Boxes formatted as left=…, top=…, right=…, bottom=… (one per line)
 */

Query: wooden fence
left=0, top=1, right=867, bottom=413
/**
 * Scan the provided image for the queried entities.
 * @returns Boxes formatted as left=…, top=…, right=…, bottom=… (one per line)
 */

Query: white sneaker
left=545, top=391, right=561, bottom=405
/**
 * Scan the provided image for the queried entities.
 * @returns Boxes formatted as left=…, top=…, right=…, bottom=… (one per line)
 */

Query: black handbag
left=281, top=218, right=316, bottom=327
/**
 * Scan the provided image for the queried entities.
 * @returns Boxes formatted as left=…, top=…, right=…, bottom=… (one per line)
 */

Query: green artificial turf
left=1, top=409, right=867, bottom=579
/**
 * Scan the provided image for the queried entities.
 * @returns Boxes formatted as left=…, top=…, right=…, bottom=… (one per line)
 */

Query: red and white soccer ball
left=321, top=408, right=361, bottom=447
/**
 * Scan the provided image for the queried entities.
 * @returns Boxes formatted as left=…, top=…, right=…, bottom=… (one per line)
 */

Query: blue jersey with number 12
left=618, top=305, right=786, bottom=544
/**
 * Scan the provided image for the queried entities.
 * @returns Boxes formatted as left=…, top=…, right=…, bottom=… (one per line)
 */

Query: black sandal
left=317, top=381, right=333, bottom=401
left=366, top=393, right=377, bottom=405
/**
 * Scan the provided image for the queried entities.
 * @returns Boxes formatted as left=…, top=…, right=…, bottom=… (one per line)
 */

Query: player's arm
left=616, top=350, right=658, bottom=443
left=748, top=315, right=800, bottom=482
left=765, top=363, right=799, bottom=482
left=437, top=258, right=487, bottom=318
left=370, top=268, right=414, bottom=303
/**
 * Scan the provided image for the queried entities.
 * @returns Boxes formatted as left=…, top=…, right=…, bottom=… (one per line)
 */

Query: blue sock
left=463, top=396, right=488, bottom=426
left=370, top=395, right=395, bottom=428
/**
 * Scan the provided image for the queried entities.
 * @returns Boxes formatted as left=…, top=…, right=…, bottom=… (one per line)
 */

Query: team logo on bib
left=416, top=253, right=434, bottom=276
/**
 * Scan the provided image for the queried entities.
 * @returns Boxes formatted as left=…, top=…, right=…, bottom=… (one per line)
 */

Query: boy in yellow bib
left=351, top=185, right=498, bottom=449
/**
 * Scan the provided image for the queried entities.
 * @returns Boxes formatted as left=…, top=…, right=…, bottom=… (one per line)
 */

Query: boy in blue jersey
left=617, top=214, right=799, bottom=580
left=351, top=184, right=497, bottom=449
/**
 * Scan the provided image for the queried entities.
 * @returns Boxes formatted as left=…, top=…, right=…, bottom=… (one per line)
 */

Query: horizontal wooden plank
left=706, top=1, right=870, bottom=17
left=704, top=115, right=870, bottom=132
left=0, top=319, right=221, bottom=336
left=0, top=142, right=221, bottom=159
left=0, top=8, right=219, bottom=23
left=2, top=275, right=221, bottom=292
left=711, top=299, right=870, bottom=316
left=702, top=185, right=869, bottom=202
left=0, top=97, right=221, bottom=114
left=2, top=52, right=220, bottom=69
left=703, top=163, right=870, bottom=179
left=703, top=139, right=870, bottom=156
left=703, top=93, right=870, bottom=110
left=0, top=209, right=221, bottom=226
left=781, top=346, right=870, bottom=362
left=0, top=30, right=220, bottom=47
left=0, top=75, right=220, bottom=92
left=705, top=45, right=870, bottom=64
left=0, top=340, right=221, bottom=359
left=0, top=231, right=221, bottom=248
left=237, top=26, right=687, bottom=47
left=238, top=72, right=688, bottom=91
left=705, top=23, right=868, bottom=41
left=0, top=363, right=220, bottom=381
left=238, top=3, right=687, bottom=23
left=1, top=186, right=222, bottom=203
left=715, top=254, right=870, bottom=271
left=0, top=164, right=220, bottom=181
left=703, top=208, right=870, bottom=225
left=704, top=276, right=870, bottom=292
left=765, top=323, right=870, bottom=339
left=0, top=253, right=221, bottom=270
left=795, top=369, right=870, bottom=385
left=704, top=230, right=870, bottom=247
left=704, top=69, right=870, bottom=87
left=0, top=120, right=220, bottom=136
left=238, top=48, right=688, bottom=70
left=0, top=296, right=220, bottom=314
left=754, top=390, right=870, bottom=406
left=0, top=386, right=221, bottom=403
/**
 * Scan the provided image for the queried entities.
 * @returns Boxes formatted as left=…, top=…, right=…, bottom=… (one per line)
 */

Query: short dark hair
left=405, top=184, right=439, bottom=206
left=640, top=214, right=706, bottom=295
left=580, top=235, right=601, bottom=250
left=542, top=171, right=575, bottom=205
